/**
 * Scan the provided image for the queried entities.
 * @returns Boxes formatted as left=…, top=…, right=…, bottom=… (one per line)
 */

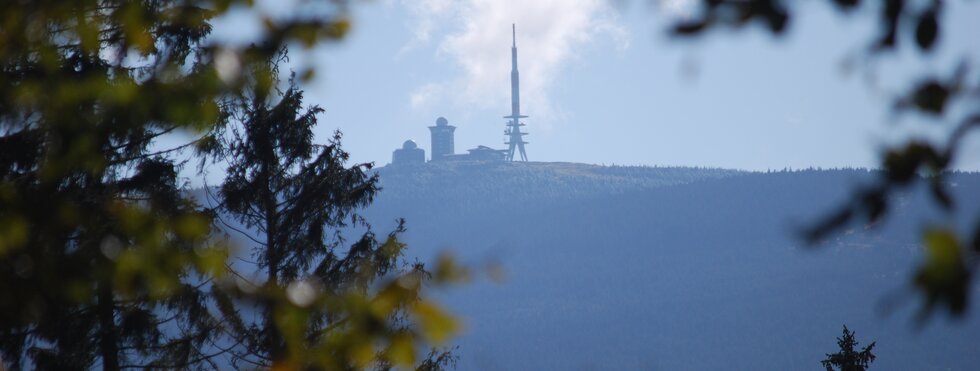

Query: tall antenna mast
left=504, top=23, right=528, bottom=162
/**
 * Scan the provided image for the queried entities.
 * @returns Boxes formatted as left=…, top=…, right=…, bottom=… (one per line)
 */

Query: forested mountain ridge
left=362, top=162, right=980, bottom=370
left=377, top=161, right=739, bottom=199
left=373, top=162, right=740, bottom=222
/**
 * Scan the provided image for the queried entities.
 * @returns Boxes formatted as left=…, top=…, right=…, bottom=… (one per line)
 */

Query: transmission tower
left=504, top=24, right=528, bottom=162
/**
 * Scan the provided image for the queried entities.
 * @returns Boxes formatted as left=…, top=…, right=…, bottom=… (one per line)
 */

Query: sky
left=206, top=0, right=980, bottom=173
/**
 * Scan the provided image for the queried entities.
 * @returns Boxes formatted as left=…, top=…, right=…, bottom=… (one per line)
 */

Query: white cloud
left=409, top=82, right=443, bottom=109
left=657, top=0, right=698, bottom=19
left=401, top=0, right=629, bottom=127
left=398, top=0, right=456, bottom=54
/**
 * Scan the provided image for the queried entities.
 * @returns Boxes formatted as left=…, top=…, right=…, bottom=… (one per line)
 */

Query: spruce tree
left=212, top=68, right=458, bottom=369
left=821, top=325, right=876, bottom=371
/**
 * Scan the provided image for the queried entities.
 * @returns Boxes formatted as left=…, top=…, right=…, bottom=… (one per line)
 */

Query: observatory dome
left=402, top=140, right=418, bottom=150
left=435, top=117, right=449, bottom=126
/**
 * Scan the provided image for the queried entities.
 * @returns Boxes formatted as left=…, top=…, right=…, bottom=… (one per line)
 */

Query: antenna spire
left=504, top=23, right=528, bottom=162
left=512, top=24, right=516, bottom=47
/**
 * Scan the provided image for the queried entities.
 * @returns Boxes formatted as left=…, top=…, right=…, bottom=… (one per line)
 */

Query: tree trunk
left=97, top=282, right=119, bottom=371
left=261, top=132, right=285, bottom=363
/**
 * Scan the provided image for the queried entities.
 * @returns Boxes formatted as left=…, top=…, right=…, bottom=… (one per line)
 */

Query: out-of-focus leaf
left=922, top=229, right=959, bottom=275
left=883, top=142, right=943, bottom=183
left=929, top=178, right=952, bottom=210
left=910, top=80, right=949, bottom=114
left=862, top=190, right=888, bottom=225
left=832, top=0, right=861, bottom=10
left=915, top=9, right=939, bottom=51
left=766, top=10, right=789, bottom=34
left=412, top=302, right=459, bottom=344
left=972, top=223, right=980, bottom=253
left=673, top=20, right=710, bottom=35
left=914, top=228, right=970, bottom=317
left=299, top=68, right=315, bottom=82
left=386, top=332, right=416, bottom=367
left=876, top=0, right=903, bottom=50
left=349, top=340, right=375, bottom=368
left=803, top=208, right=854, bottom=244
left=433, top=253, right=470, bottom=284
left=175, top=214, right=210, bottom=239
left=0, top=216, right=28, bottom=255
left=323, top=18, right=351, bottom=40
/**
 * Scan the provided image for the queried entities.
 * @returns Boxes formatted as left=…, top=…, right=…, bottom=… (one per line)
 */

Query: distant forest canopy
left=352, top=162, right=980, bottom=370
left=366, top=162, right=978, bottom=243
left=371, top=162, right=923, bottom=218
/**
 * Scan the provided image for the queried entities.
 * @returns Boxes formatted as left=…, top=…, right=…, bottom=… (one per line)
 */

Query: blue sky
left=207, top=0, right=980, bottom=172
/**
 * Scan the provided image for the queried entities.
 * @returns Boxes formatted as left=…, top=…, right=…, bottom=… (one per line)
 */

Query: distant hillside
left=373, top=162, right=739, bottom=225
left=363, top=162, right=980, bottom=371
left=378, top=161, right=738, bottom=199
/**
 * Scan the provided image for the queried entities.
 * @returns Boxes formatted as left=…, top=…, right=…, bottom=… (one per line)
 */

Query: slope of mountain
left=365, top=161, right=980, bottom=370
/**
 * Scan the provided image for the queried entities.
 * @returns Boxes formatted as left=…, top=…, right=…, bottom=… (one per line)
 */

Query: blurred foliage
left=0, top=0, right=459, bottom=369
left=666, top=0, right=980, bottom=320
left=821, top=325, right=876, bottom=371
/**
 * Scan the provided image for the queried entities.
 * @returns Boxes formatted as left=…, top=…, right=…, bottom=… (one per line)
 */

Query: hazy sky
left=207, top=0, right=980, bottom=172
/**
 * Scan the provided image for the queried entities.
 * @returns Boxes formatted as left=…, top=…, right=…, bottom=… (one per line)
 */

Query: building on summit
left=428, top=117, right=506, bottom=162
left=390, top=116, right=507, bottom=165
left=465, top=145, right=507, bottom=161
left=391, top=140, right=425, bottom=165
left=428, top=117, right=456, bottom=161
left=390, top=24, right=528, bottom=166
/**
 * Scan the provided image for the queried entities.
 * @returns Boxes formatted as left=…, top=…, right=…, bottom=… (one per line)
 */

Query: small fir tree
left=821, top=325, right=876, bottom=371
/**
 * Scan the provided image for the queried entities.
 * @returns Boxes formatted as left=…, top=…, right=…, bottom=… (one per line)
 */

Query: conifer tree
left=821, top=325, right=876, bottom=371
left=210, top=65, right=459, bottom=369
